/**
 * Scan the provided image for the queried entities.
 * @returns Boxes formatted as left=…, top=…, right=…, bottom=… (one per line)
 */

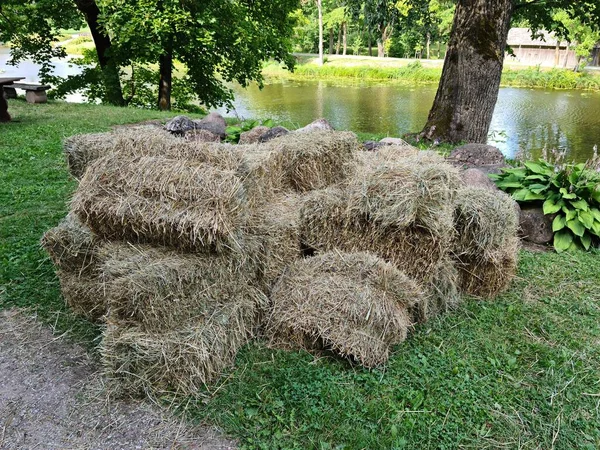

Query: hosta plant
left=491, top=158, right=600, bottom=252
left=225, top=118, right=275, bottom=144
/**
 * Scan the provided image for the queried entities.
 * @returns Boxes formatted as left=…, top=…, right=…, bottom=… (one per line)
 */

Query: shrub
left=491, top=155, right=600, bottom=252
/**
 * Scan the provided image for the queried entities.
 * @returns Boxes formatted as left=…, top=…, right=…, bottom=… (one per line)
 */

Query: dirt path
left=0, top=309, right=236, bottom=450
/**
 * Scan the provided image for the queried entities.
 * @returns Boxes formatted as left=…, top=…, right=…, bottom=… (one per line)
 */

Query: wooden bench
left=10, top=83, right=52, bottom=104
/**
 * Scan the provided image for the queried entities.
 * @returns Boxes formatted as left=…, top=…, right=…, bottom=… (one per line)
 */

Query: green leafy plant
left=492, top=158, right=600, bottom=252
left=225, top=118, right=275, bottom=144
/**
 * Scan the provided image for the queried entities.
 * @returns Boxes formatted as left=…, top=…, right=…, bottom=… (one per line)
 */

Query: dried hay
left=266, top=251, right=422, bottom=368
left=71, top=154, right=248, bottom=252
left=268, top=131, right=360, bottom=192
left=99, top=242, right=265, bottom=332
left=56, top=270, right=106, bottom=321
left=299, top=187, right=453, bottom=281
left=64, top=132, right=117, bottom=179
left=101, top=300, right=256, bottom=397
left=452, top=187, right=520, bottom=298
left=238, top=145, right=288, bottom=207
left=412, top=256, right=461, bottom=323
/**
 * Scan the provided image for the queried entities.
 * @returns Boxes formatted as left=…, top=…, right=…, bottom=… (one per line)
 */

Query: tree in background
left=420, top=0, right=600, bottom=144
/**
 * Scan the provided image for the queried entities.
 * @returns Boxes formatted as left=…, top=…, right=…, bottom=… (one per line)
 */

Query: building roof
left=507, top=28, right=561, bottom=47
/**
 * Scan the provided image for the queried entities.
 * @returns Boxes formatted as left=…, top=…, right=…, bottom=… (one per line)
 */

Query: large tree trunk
left=336, top=25, right=342, bottom=54
left=426, top=32, right=431, bottom=59
left=342, top=22, right=347, bottom=56
left=317, top=0, right=324, bottom=65
left=158, top=45, right=172, bottom=111
left=329, top=28, right=334, bottom=55
left=74, top=0, right=124, bottom=106
left=420, top=0, right=513, bottom=143
left=377, top=40, right=384, bottom=57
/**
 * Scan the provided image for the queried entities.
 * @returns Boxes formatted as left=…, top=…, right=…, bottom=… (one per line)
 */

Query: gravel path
left=0, top=309, right=236, bottom=450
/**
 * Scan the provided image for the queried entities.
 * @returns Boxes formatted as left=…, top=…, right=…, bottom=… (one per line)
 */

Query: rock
left=193, top=112, right=227, bottom=139
left=258, top=126, right=290, bottom=143
left=448, top=143, right=505, bottom=167
left=380, top=137, right=411, bottom=147
left=519, top=206, right=554, bottom=245
left=238, top=126, right=270, bottom=145
left=472, top=163, right=509, bottom=175
left=184, top=129, right=221, bottom=143
left=165, top=115, right=196, bottom=134
left=295, top=118, right=334, bottom=133
left=461, top=168, right=498, bottom=191
left=363, top=140, right=383, bottom=151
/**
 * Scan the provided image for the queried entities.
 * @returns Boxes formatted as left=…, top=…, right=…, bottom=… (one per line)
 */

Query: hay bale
left=238, top=145, right=288, bottom=207
left=246, top=194, right=303, bottom=291
left=452, top=187, right=520, bottom=298
left=99, top=243, right=265, bottom=332
left=412, top=256, right=461, bottom=323
left=266, top=251, right=422, bottom=368
left=71, top=154, right=248, bottom=252
left=56, top=270, right=106, bottom=321
left=101, top=300, right=256, bottom=396
left=64, top=132, right=117, bottom=179
left=268, top=131, right=360, bottom=192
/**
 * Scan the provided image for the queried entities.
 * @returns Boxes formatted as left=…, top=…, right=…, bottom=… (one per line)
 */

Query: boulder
left=193, top=112, right=227, bottom=139
left=295, top=118, right=334, bottom=133
left=238, top=126, right=270, bottom=145
left=448, top=143, right=505, bottom=167
left=461, top=168, right=498, bottom=191
left=472, top=163, right=509, bottom=175
left=363, top=140, right=383, bottom=151
left=258, top=126, right=290, bottom=143
left=184, top=129, right=221, bottom=143
left=519, top=206, right=554, bottom=245
left=380, top=137, right=411, bottom=147
left=165, top=115, right=196, bottom=134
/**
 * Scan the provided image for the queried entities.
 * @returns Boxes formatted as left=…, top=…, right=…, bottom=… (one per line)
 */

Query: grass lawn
left=1, top=100, right=599, bottom=449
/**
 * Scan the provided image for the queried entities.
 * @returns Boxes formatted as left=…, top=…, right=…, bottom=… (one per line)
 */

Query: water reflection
left=225, top=80, right=600, bottom=162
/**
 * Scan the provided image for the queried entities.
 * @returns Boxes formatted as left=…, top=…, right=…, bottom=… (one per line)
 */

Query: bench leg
left=3, top=87, right=17, bottom=99
left=25, top=90, right=47, bottom=104
left=0, top=94, right=10, bottom=122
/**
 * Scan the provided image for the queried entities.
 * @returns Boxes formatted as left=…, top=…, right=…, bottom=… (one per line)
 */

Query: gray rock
left=165, top=115, right=195, bottom=134
left=448, top=143, right=505, bottom=167
left=258, top=126, right=290, bottom=143
left=184, top=128, right=221, bottom=143
left=238, top=126, right=270, bottom=145
left=380, top=137, right=411, bottom=147
left=472, top=163, right=509, bottom=175
left=461, top=168, right=498, bottom=191
left=363, top=140, right=383, bottom=151
left=519, top=206, right=554, bottom=245
left=296, top=118, right=334, bottom=133
left=193, top=112, right=227, bottom=139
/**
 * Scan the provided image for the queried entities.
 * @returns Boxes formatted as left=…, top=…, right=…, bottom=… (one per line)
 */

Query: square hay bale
left=99, top=243, right=265, bottom=332
left=55, top=270, right=106, bottom=321
left=101, top=300, right=256, bottom=397
left=268, top=131, right=360, bottom=192
left=64, top=132, right=118, bottom=179
left=71, top=154, right=248, bottom=252
left=412, top=256, right=461, bottom=323
left=452, top=187, right=520, bottom=298
left=265, top=251, right=422, bottom=368
left=238, top=145, right=288, bottom=207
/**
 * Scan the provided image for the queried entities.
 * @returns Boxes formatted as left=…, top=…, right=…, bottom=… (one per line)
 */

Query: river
left=3, top=47, right=599, bottom=161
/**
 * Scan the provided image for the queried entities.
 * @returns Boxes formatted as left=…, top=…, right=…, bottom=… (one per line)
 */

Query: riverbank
left=2, top=100, right=599, bottom=449
left=263, top=57, right=600, bottom=90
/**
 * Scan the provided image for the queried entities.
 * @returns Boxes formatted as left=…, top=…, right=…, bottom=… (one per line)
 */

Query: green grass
left=264, top=61, right=600, bottom=91
left=2, top=101, right=599, bottom=448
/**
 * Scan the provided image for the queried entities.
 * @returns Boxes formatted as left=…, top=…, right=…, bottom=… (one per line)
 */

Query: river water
left=3, top=47, right=599, bottom=161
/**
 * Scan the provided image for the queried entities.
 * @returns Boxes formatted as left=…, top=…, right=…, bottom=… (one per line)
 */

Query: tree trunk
left=74, top=0, right=124, bottom=106
left=317, top=0, right=324, bottom=65
left=420, top=0, right=514, bottom=143
left=563, top=43, right=570, bottom=68
left=368, top=33, right=372, bottom=57
left=329, top=28, right=334, bottom=55
left=426, top=32, right=431, bottom=59
left=377, top=40, right=384, bottom=58
left=342, top=22, right=347, bottom=56
left=158, top=45, right=172, bottom=111
left=336, top=25, right=342, bottom=54
left=554, top=41, right=560, bottom=66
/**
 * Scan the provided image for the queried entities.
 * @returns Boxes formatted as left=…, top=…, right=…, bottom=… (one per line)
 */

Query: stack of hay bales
left=43, top=126, right=520, bottom=396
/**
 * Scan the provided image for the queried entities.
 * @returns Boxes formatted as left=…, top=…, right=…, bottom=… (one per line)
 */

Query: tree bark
left=368, top=33, right=372, bottom=56
left=426, top=32, right=431, bottom=59
left=158, top=45, right=172, bottom=111
left=420, top=0, right=514, bottom=143
left=317, top=0, right=324, bottom=65
left=377, top=40, right=384, bottom=57
left=329, top=28, right=334, bottom=55
left=342, top=22, right=347, bottom=56
left=336, top=25, right=342, bottom=54
left=74, top=0, right=124, bottom=106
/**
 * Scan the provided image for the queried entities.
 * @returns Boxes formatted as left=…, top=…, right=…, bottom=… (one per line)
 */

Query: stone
left=295, top=118, right=334, bottom=133
left=238, top=126, right=270, bottom=145
left=184, top=128, right=221, bottom=143
left=25, top=90, right=47, bottom=104
left=472, top=163, right=509, bottom=175
left=193, top=112, right=227, bottom=139
left=448, top=143, right=505, bottom=167
left=258, top=126, right=290, bottom=143
left=165, top=115, right=196, bottom=134
left=363, top=140, right=383, bottom=151
left=519, top=206, right=554, bottom=245
left=461, top=168, right=498, bottom=191
left=380, top=137, right=411, bottom=147
left=3, top=87, right=17, bottom=99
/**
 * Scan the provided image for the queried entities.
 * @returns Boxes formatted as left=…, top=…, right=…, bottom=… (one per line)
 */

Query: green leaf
left=552, top=215, right=566, bottom=232
left=591, top=208, right=600, bottom=222
left=524, top=174, right=548, bottom=181
left=524, top=161, right=552, bottom=175
left=592, top=189, right=600, bottom=203
left=543, top=198, right=562, bottom=214
left=578, top=211, right=594, bottom=229
left=570, top=199, right=589, bottom=211
left=528, top=183, right=549, bottom=194
left=592, top=220, right=600, bottom=236
left=580, top=233, right=592, bottom=251
left=567, top=219, right=585, bottom=237
left=562, top=207, right=577, bottom=221
left=559, top=187, right=577, bottom=199
left=553, top=229, right=573, bottom=253
left=512, top=188, right=533, bottom=202
left=496, top=181, right=524, bottom=189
